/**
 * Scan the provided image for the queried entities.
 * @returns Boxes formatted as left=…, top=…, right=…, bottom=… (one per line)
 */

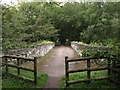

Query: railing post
left=107, top=58, right=111, bottom=76
left=65, top=56, right=69, bottom=88
left=17, top=58, right=20, bottom=75
left=87, top=59, right=91, bottom=79
left=5, top=56, right=8, bottom=73
left=34, top=57, right=37, bottom=85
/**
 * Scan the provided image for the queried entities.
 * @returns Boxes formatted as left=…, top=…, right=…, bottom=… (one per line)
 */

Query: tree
left=2, top=2, right=58, bottom=49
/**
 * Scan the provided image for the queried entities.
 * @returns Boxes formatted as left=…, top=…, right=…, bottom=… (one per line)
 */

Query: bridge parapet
left=2, top=43, right=55, bottom=65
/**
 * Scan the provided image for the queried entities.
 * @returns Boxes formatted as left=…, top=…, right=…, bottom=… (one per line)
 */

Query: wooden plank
left=17, top=58, right=20, bottom=75
left=8, top=73, right=34, bottom=82
left=34, top=57, right=37, bottom=85
left=87, top=59, right=90, bottom=79
left=68, top=76, right=111, bottom=85
left=5, top=57, right=8, bottom=73
left=107, top=58, right=111, bottom=76
left=0, top=63, right=6, bottom=67
left=4, top=55, right=34, bottom=61
left=6, top=64, right=34, bottom=72
left=67, top=57, right=93, bottom=62
left=65, top=56, right=69, bottom=88
left=110, top=67, right=120, bottom=73
left=1, top=55, right=5, bottom=58
left=67, top=56, right=108, bottom=62
left=68, top=67, right=108, bottom=73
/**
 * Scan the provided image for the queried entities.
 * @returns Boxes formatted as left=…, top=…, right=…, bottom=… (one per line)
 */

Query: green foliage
left=78, top=42, right=85, bottom=45
left=19, top=40, right=53, bottom=48
left=81, top=48, right=112, bottom=58
left=89, top=42, right=103, bottom=47
left=80, top=2, right=120, bottom=44
left=2, top=67, right=48, bottom=88
left=2, top=2, right=58, bottom=50
left=72, top=41, right=85, bottom=45
left=72, top=41, right=117, bottom=48
left=2, top=2, right=119, bottom=48
left=72, top=41, right=119, bottom=61
left=61, top=71, right=120, bottom=88
left=77, top=41, right=120, bottom=82
left=35, top=40, right=53, bottom=45
left=3, top=39, right=53, bottom=49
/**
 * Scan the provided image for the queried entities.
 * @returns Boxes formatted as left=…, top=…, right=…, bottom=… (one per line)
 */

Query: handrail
left=2, top=55, right=37, bottom=84
left=65, top=56, right=113, bottom=88
left=67, top=56, right=109, bottom=62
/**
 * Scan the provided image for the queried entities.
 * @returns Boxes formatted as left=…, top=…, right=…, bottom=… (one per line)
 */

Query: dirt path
left=37, top=46, right=81, bottom=88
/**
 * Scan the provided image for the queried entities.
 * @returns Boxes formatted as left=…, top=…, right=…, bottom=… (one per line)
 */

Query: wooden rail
left=68, top=76, right=111, bottom=85
left=65, top=56, right=119, bottom=88
left=2, top=55, right=37, bottom=85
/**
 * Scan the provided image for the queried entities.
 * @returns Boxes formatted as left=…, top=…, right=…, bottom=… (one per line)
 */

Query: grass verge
left=2, top=67, right=48, bottom=88
left=61, top=71, right=120, bottom=88
left=3, top=40, right=54, bottom=50
left=19, top=40, right=54, bottom=48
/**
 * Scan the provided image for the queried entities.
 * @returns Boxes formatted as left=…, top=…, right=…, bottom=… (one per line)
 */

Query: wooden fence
left=2, top=55, right=37, bottom=85
left=65, top=56, right=120, bottom=88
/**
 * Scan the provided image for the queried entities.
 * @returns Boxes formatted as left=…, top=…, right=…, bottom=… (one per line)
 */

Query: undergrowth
left=2, top=67, right=48, bottom=88
left=61, top=71, right=120, bottom=88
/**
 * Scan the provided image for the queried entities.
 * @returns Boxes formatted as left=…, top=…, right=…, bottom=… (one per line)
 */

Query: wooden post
left=5, top=57, right=8, bottom=73
left=107, top=58, right=111, bottom=77
left=17, top=58, right=20, bottom=75
left=25, top=54, right=27, bottom=57
left=34, top=57, right=37, bottom=85
left=65, top=56, right=69, bottom=88
left=87, top=59, right=91, bottom=79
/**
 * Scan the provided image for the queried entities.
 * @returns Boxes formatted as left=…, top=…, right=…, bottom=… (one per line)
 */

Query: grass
left=71, top=41, right=110, bottom=47
left=2, top=67, right=48, bottom=88
left=3, top=40, right=54, bottom=50
left=37, top=40, right=54, bottom=45
left=61, top=71, right=120, bottom=88
left=72, top=41, right=85, bottom=45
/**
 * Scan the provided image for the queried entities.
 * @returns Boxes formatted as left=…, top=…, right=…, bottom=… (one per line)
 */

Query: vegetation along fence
left=65, top=56, right=120, bottom=88
left=2, top=55, right=37, bottom=84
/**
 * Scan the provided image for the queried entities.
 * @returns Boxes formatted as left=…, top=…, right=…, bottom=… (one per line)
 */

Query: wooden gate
left=65, top=56, right=120, bottom=88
